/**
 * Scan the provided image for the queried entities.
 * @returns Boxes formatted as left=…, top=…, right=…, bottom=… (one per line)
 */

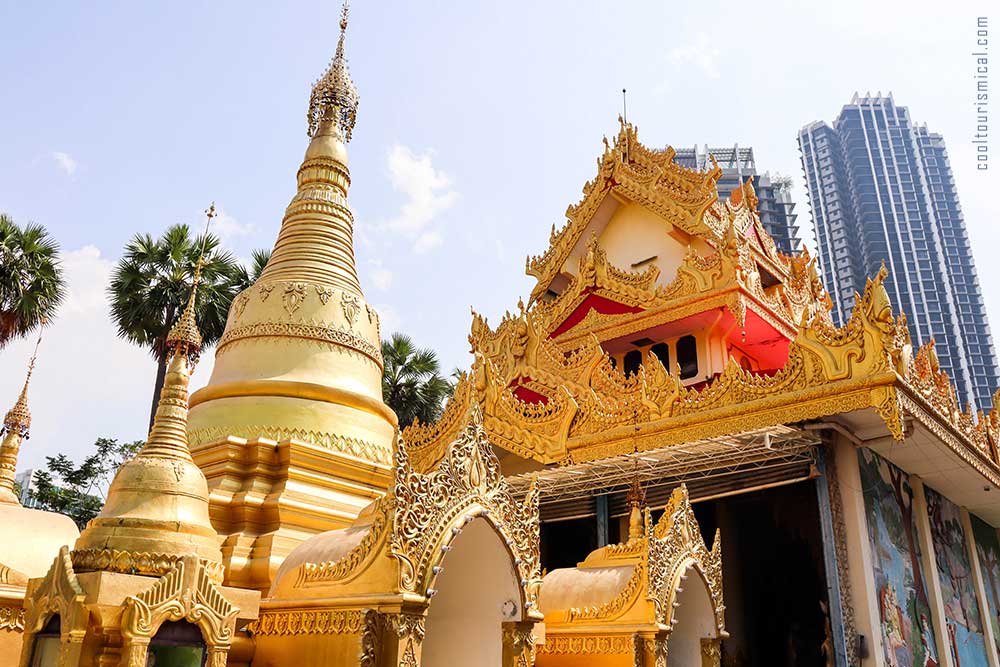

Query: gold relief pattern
left=249, top=609, right=366, bottom=636
left=566, top=561, right=644, bottom=622
left=299, top=500, right=391, bottom=584
left=258, top=283, right=276, bottom=301
left=389, top=409, right=541, bottom=600
left=282, top=282, right=308, bottom=315
left=188, top=424, right=391, bottom=464
left=70, top=548, right=225, bottom=584
left=359, top=609, right=384, bottom=667
left=230, top=291, right=250, bottom=323
left=315, top=284, right=335, bottom=305
left=19, top=546, right=88, bottom=667
left=216, top=320, right=383, bottom=366
left=121, top=557, right=237, bottom=648
left=537, top=634, right=633, bottom=655
left=701, top=638, right=722, bottom=666
left=341, top=292, right=361, bottom=326
left=647, top=486, right=725, bottom=633
left=0, top=605, right=24, bottom=632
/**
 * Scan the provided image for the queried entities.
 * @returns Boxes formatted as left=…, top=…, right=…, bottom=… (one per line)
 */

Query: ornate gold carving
left=536, top=634, right=633, bottom=655
left=249, top=609, right=366, bottom=636
left=315, top=284, right=335, bottom=305
left=0, top=605, right=24, bottom=632
left=217, top=320, right=383, bottom=366
left=359, top=609, right=384, bottom=667
left=648, top=486, right=725, bottom=633
left=282, top=282, right=308, bottom=315
left=258, top=283, right=275, bottom=301
left=389, top=408, right=541, bottom=602
left=299, top=500, right=391, bottom=584
left=566, top=562, right=644, bottom=622
left=71, top=548, right=225, bottom=584
left=188, top=424, right=391, bottom=464
left=701, top=637, right=722, bottom=666
left=341, top=292, right=361, bottom=326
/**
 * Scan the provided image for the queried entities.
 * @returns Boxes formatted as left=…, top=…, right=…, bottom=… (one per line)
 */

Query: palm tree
left=108, top=224, right=244, bottom=428
left=0, top=214, right=65, bottom=347
left=381, top=333, right=454, bottom=429
left=230, top=248, right=272, bottom=292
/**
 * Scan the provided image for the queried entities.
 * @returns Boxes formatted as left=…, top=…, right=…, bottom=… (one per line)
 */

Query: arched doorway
left=423, top=518, right=523, bottom=665
left=665, top=563, right=719, bottom=665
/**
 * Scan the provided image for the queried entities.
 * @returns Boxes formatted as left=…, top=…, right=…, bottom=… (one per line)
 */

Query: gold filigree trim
left=217, top=320, right=382, bottom=367
left=188, top=425, right=391, bottom=465
left=249, top=609, right=366, bottom=636
left=71, top=549, right=225, bottom=585
left=0, top=605, right=24, bottom=632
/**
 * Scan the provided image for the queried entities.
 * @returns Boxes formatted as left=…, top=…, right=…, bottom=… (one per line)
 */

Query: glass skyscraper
left=674, top=144, right=800, bottom=255
left=799, top=93, right=998, bottom=410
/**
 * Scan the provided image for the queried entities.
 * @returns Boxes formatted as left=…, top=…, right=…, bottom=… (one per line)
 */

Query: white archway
left=665, top=563, right=718, bottom=664
left=422, top=518, right=522, bottom=665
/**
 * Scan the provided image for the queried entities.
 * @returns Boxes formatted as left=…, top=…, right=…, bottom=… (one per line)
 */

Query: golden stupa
left=19, top=247, right=259, bottom=667
left=186, top=3, right=397, bottom=592
left=0, top=332, right=80, bottom=661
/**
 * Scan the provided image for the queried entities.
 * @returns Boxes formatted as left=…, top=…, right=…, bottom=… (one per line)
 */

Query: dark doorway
left=540, top=517, right=597, bottom=571
left=704, top=481, right=829, bottom=667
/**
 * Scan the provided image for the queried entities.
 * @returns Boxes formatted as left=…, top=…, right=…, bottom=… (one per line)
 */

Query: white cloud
left=668, top=33, right=721, bottom=79
left=367, top=259, right=393, bottom=290
left=414, top=230, right=443, bottom=254
left=384, top=144, right=457, bottom=250
left=208, top=206, right=254, bottom=245
left=51, top=151, right=77, bottom=176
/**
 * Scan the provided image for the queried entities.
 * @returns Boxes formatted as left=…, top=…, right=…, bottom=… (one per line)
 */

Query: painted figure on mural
left=971, top=514, right=1000, bottom=657
left=926, top=485, right=989, bottom=667
left=858, top=448, right=940, bottom=667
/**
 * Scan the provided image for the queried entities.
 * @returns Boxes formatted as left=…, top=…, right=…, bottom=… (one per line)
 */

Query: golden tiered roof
left=401, top=123, right=1000, bottom=483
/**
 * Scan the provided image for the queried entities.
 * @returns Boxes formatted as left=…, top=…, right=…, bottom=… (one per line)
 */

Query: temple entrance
left=423, top=518, right=523, bottom=666
left=706, top=481, right=829, bottom=666
left=665, top=564, right=719, bottom=664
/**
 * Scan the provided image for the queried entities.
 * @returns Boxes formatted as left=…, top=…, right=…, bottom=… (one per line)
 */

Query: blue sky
left=1, top=0, right=998, bottom=475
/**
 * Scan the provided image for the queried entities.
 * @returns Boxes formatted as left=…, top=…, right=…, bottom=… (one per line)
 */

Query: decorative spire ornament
left=307, top=0, right=359, bottom=141
left=0, top=325, right=44, bottom=504
left=73, top=204, right=224, bottom=578
left=625, top=464, right=646, bottom=543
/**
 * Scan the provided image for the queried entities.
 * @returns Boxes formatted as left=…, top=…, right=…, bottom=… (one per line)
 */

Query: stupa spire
left=307, top=0, right=358, bottom=142
left=256, top=0, right=363, bottom=294
left=74, top=204, right=223, bottom=576
left=0, top=326, right=43, bottom=505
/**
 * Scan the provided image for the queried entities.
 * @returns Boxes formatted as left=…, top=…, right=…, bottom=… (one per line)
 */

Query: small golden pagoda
left=186, top=2, right=397, bottom=593
left=18, top=249, right=259, bottom=667
left=537, top=485, right=725, bottom=667
left=0, top=332, right=80, bottom=661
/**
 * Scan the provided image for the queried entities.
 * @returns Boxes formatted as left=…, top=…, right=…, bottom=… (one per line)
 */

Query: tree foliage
left=29, top=437, right=142, bottom=529
left=381, top=333, right=454, bottom=429
left=0, top=214, right=65, bottom=347
left=107, top=224, right=267, bottom=427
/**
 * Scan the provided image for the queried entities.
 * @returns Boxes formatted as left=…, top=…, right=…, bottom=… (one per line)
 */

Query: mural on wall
left=857, top=448, right=940, bottom=667
left=971, top=513, right=1000, bottom=656
left=925, top=485, right=989, bottom=666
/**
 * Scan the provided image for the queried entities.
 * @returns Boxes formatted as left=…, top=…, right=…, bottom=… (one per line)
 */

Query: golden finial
left=0, top=324, right=44, bottom=504
left=166, top=202, right=216, bottom=362
left=307, top=0, right=359, bottom=140
left=625, top=461, right=646, bottom=543
left=2, top=323, right=44, bottom=439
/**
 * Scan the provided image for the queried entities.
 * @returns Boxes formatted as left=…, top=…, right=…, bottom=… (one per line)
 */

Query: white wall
left=422, top=518, right=521, bottom=666
left=666, top=564, right=717, bottom=665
